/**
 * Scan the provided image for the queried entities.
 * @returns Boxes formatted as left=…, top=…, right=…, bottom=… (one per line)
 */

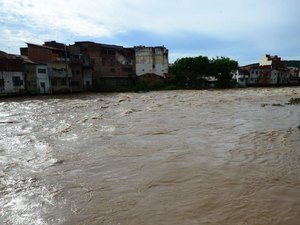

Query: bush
left=164, top=85, right=180, bottom=90
left=288, top=98, right=300, bottom=105
left=134, top=80, right=150, bottom=92
left=151, top=80, right=164, bottom=90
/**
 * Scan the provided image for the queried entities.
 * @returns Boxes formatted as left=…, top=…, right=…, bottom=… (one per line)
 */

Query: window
left=12, top=76, right=23, bottom=86
left=101, top=50, right=108, bottom=55
left=40, top=82, right=45, bottom=88
left=108, top=50, right=115, bottom=55
left=86, top=81, right=90, bottom=87
left=122, top=68, right=132, bottom=72
left=110, top=59, right=115, bottom=66
left=110, top=68, right=115, bottom=72
left=0, top=79, right=4, bottom=87
left=61, top=79, right=67, bottom=86
left=71, top=81, right=79, bottom=86
left=38, top=68, right=46, bottom=74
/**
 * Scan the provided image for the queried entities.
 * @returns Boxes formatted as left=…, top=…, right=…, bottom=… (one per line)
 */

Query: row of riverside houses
left=0, top=41, right=169, bottom=95
left=233, top=55, right=300, bottom=87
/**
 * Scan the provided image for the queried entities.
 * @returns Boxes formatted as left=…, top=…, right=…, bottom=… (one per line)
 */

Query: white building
left=259, top=55, right=274, bottom=66
left=134, top=46, right=169, bottom=77
left=36, top=65, right=50, bottom=94
left=249, top=68, right=261, bottom=85
left=233, top=69, right=249, bottom=86
left=0, top=72, right=25, bottom=95
left=0, top=52, right=25, bottom=95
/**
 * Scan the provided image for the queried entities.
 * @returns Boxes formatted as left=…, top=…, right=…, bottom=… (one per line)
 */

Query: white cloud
left=1, top=0, right=299, bottom=62
left=2, top=0, right=297, bottom=38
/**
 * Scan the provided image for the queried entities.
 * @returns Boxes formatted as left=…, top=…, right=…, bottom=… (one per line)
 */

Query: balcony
left=48, top=68, right=72, bottom=78
left=55, top=57, right=70, bottom=62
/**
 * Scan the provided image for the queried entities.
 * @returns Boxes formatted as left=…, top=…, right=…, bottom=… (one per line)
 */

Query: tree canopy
left=169, top=56, right=238, bottom=88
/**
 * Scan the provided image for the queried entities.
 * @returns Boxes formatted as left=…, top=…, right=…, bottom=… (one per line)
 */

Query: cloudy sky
left=0, top=0, right=299, bottom=65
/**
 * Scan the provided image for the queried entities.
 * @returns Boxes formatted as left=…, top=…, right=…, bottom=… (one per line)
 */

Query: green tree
left=210, top=57, right=238, bottom=88
left=169, top=56, right=210, bottom=88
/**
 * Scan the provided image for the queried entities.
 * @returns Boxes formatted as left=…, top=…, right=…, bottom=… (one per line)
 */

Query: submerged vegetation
left=261, top=97, right=300, bottom=107
left=288, top=98, right=300, bottom=105
left=271, top=103, right=284, bottom=107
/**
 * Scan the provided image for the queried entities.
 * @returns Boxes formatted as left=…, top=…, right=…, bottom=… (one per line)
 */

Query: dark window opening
left=0, top=79, right=4, bottom=87
left=38, top=68, right=47, bottom=74
left=122, top=68, right=131, bottom=72
left=71, top=81, right=79, bottom=86
left=61, top=79, right=67, bottom=86
left=12, top=76, right=23, bottom=86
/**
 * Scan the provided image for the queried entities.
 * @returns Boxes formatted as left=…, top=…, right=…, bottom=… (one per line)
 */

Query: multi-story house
left=258, top=55, right=289, bottom=85
left=236, top=55, right=290, bottom=86
left=234, top=64, right=253, bottom=86
left=21, top=42, right=72, bottom=93
left=0, top=51, right=25, bottom=95
left=134, top=46, right=169, bottom=78
left=67, top=45, right=85, bottom=92
left=72, top=41, right=135, bottom=90
left=67, top=45, right=92, bottom=92
left=22, top=56, right=50, bottom=94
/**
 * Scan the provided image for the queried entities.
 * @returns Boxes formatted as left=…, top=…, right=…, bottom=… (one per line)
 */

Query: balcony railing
left=48, top=68, right=72, bottom=78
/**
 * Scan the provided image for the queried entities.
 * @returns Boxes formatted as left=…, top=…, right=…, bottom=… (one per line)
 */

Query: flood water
left=1, top=88, right=300, bottom=225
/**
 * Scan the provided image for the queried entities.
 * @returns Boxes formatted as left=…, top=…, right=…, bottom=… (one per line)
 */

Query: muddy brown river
left=1, top=88, right=300, bottom=225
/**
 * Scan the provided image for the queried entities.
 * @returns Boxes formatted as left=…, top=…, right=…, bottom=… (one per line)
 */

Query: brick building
left=73, top=42, right=135, bottom=90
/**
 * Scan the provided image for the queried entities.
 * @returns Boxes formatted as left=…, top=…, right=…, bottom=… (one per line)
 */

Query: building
left=73, top=41, right=135, bottom=90
left=236, top=55, right=291, bottom=86
left=258, top=55, right=289, bottom=85
left=249, top=65, right=279, bottom=85
left=21, top=42, right=72, bottom=94
left=233, top=64, right=254, bottom=87
left=134, top=46, right=169, bottom=78
left=67, top=45, right=85, bottom=92
left=0, top=51, right=25, bottom=95
left=22, top=56, right=50, bottom=94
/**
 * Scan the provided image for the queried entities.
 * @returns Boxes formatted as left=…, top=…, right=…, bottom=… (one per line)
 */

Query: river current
left=1, top=88, right=300, bottom=225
